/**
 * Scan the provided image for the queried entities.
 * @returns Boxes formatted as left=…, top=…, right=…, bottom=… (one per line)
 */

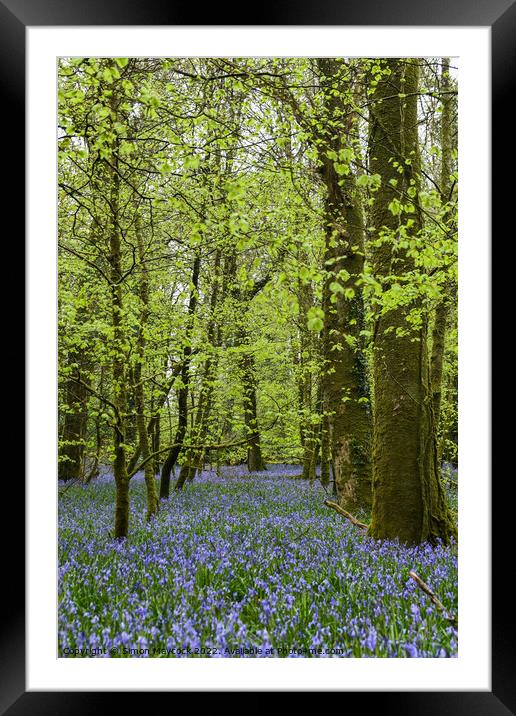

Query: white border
left=27, top=26, right=490, bottom=691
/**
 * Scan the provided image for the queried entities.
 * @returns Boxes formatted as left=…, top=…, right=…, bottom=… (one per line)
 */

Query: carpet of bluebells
left=58, top=465, right=458, bottom=658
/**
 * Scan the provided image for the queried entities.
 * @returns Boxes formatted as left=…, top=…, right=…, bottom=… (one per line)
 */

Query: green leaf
left=388, top=199, right=402, bottom=216
left=329, top=281, right=344, bottom=294
left=307, top=317, right=324, bottom=332
left=184, top=155, right=201, bottom=171
left=334, top=162, right=350, bottom=176
left=102, top=68, right=114, bottom=84
left=96, top=105, right=111, bottom=120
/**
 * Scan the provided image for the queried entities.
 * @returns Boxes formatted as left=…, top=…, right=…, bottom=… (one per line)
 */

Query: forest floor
left=58, top=465, right=458, bottom=658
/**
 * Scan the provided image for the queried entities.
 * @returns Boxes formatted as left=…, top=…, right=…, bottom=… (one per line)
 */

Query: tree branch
left=408, top=570, right=458, bottom=628
left=323, top=499, right=368, bottom=530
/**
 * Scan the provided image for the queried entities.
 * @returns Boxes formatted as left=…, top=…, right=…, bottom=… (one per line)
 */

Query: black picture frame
left=4, top=0, right=506, bottom=712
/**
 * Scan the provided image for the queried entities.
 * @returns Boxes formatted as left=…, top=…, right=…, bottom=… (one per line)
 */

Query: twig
left=409, top=570, right=458, bottom=628
left=323, top=499, right=368, bottom=530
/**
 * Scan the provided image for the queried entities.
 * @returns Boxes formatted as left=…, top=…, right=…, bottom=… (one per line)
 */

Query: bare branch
left=323, top=500, right=369, bottom=530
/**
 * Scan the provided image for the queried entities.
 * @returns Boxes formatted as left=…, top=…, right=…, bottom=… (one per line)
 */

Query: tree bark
left=134, top=215, right=159, bottom=519
left=430, top=58, right=456, bottom=461
left=317, top=58, right=373, bottom=512
left=108, top=143, right=130, bottom=539
left=84, top=364, right=105, bottom=484
left=59, top=357, right=89, bottom=482
left=430, top=298, right=448, bottom=436
left=151, top=413, right=160, bottom=475
left=367, top=59, right=455, bottom=545
left=114, top=474, right=130, bottom=539
left=319, top=413, right=331, bottom=486
left=241, top=348, right=267, bottom=472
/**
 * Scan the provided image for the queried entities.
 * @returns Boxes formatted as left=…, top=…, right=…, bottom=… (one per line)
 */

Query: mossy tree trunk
left=317, top=58, right=373, bottom=512
left=430, top=298, right=449, bottom=451
left=367, top=59, right=455, bottom=545
left=241, top=346, right=267, bottom=472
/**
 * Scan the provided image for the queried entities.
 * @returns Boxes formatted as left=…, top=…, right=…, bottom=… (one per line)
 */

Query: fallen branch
left=323, top=500, right=368, bottom=530
left=409, top=570, right=458, bottom=628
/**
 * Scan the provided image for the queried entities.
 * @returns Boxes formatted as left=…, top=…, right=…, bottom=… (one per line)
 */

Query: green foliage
left=57, top=55, right=457, bottom=487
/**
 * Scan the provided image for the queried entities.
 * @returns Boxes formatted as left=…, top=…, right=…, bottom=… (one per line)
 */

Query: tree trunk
left=430, top=58, right=456, bottom=462
left=309, top=382, right=324, bottom=481
left=301, top=372, right=316, bottom=480
left=320, top=413, right=331, bottom=486
left=430, top=299, right=448, bottom=437
left=84, top=365, right=105, bottom=484
left=367, top=59, right=455, bottom=545
left=114, top=474, right=130, bottom=540
left=125, top=367, right=138, bottom=447
left=109, top=160, right=130, bottom=539
left=151, top=414, right=160, bottom=475
left=317, top=58, right=373, bottom=512
left=134, top=215, right=159, bottom=519
left=177, top=249, right=222, bottom=486
left=225, top=246, right=268, bottom=474
left=160, top=365, right=189, bottom=496
left=180, top=356, right=218, bottom=483
left=135, top=386, right=158, bottom=518
left=127, top=360, right=181, bottom=477
left=59, top=360, right=89, bottom=482
left=160, top=253, right=200, bottom=497
left=296, top=277, right=318, bottom=481
left=241, top=349, right=267, bottom=472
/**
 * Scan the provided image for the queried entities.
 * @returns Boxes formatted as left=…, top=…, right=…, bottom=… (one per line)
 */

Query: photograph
left=57, top=55, right=459, bottom=659
left=0, top=0, right=506, bottom=701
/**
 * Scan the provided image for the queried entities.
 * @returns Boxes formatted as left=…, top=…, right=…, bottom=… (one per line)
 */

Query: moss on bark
left=317, top=58, right=373, bottom=512
left=367, top=59, right=455, bottom=545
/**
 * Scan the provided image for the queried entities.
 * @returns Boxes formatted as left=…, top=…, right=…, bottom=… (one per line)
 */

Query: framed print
left=3, top=0, right=509, bottom=711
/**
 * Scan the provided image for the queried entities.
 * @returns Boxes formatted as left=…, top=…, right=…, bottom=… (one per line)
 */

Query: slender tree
left=160, top=253, right=201, bottom=497
left=430, top=58, right=457, bottom=459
